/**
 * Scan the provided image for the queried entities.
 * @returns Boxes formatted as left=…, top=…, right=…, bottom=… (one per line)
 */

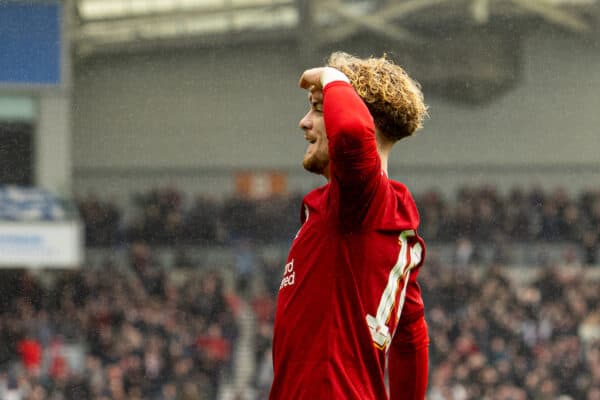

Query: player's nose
left=299, top=111, right=311, bottom=131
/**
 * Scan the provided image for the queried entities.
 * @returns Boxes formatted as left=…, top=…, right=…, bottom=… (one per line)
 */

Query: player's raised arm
left=321, top=69, right=381, bottom=188
left=297, top=65, right=382, bottom=230
left=297, top=65, right=379, bottom=186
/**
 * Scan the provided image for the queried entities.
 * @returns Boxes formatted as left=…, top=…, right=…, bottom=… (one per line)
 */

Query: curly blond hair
left=327, top=52, right=427, bottom=142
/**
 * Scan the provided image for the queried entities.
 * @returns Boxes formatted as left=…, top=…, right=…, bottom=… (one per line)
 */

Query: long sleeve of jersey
left=323, top=81, right=379, bottom=186
left=322, top=81, right=382, bottom=228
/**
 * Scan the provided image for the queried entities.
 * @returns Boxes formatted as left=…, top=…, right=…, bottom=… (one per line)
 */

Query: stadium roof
left=73, top=0, right=600, bottom=56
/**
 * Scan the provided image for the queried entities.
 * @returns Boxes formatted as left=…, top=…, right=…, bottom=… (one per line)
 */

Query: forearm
left=322, top=77, right=379, bottom=184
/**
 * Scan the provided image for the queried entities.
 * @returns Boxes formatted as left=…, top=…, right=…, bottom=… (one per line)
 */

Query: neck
left=380, top=151, right=389, bottom=176
left=376, top=133, right=394, bottom=176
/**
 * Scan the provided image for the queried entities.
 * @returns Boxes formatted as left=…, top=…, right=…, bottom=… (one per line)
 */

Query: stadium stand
left=0, top=248, right=239, bottom=400
left=249, top=261, right=600, bottom=400
left=3, top=0, right=599, bottom=398
left=76, top=185, right=600, bottom=265
left=76, top=184, right=600, bottom=399
left=0, top=183, right=598, bottom=398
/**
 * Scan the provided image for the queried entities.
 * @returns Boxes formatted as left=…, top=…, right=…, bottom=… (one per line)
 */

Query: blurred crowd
left=76, top=187, right=301, bottom=248
left=421, top=262, right=600, bottom=400
left=76, top=185, right=600, bottom=264
left=0, top=243, right=238, bottom=400
left=2, top=183, right=598, bottom=399
left=417, top=185, right=600, bottom=264
left=249, top=258, right=600, bottom=399
left=0, top=242, right=598, bottom=399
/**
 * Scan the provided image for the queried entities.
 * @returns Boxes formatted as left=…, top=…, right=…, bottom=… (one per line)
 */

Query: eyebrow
left=309, top=93, right=323, bottom=105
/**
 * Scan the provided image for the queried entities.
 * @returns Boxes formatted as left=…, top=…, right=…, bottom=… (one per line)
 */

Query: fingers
left=298, top=67, right=325, bottom=89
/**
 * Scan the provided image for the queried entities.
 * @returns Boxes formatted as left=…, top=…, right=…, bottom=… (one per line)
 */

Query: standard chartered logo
left=279, top=259, right=296, bottom=290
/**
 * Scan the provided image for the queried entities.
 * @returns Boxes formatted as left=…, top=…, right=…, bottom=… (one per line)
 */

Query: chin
left=303, top=156, right=328, bottom=175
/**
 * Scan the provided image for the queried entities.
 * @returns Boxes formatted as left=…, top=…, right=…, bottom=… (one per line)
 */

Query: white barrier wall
left=0, top=222, right=82, bottom=268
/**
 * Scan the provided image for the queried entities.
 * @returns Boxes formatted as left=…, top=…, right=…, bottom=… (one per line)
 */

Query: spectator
left=0, top=255, right=238, bottom=400
left=78, top=185, right=600, bottom=266
left=250, top=256, right=600, bottom=398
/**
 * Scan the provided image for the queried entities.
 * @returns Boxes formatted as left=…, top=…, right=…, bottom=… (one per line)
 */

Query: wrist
left=320, top=67, right=350, bottom=88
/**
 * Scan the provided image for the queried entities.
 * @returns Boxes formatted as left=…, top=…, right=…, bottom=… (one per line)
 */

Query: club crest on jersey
left=279, top=259, right=296, bottom=290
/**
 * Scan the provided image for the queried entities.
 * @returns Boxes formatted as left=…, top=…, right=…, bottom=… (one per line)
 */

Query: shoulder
left=389, top=180, right=417, bottom=208
left=303, top=184, right=329, bottom=207
left=298, top=184, right=330, bottom=224
left=378, top=179, right=420, bottom=231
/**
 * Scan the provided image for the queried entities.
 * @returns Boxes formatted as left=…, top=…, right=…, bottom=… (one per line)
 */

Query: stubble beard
left=302, top=151, right=329, bottom=175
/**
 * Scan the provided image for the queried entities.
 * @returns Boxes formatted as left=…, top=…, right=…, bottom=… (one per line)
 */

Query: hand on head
left=298, top=67, right=326, bottom=90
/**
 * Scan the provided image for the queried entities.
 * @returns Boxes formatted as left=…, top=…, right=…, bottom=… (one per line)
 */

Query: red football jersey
left=270, top=81, right=426, bottom=399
